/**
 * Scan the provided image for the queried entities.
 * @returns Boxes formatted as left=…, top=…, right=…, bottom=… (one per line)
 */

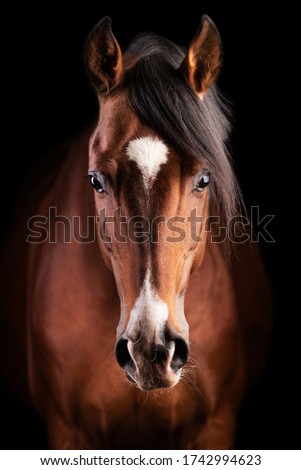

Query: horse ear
left=181, top=15, right=222, bottom=96
left=85, top=16, right=124, bottom=94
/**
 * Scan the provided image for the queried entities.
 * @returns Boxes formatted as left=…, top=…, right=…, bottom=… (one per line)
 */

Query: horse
left=0, top=15, right=272, bottom=449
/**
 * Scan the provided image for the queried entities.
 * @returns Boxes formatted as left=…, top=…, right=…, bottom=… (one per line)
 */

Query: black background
left=1, top=2, right=297, bottom=449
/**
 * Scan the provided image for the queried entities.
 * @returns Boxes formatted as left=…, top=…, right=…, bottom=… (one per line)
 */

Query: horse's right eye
left=88, top=171, right=106, bottom=194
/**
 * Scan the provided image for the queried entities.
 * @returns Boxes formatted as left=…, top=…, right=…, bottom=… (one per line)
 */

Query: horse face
left=86, top=16, right=222, bottom=390
left=88, top=98, right=210, bottom=390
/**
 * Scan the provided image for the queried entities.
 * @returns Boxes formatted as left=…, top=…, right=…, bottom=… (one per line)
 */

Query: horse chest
left=85, top=397, right=202, bottom=449
left=81, top=382, right=206, bottom=449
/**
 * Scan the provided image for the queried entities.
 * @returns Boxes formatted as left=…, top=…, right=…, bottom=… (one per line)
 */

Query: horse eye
left=88, top=171, right=106, bottom=194
left=194, top=170, right=210, bottom=192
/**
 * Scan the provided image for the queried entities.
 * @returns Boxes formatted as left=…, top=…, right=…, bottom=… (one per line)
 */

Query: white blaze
left=126, top=137, right=168, bottom=191
left=127, top=271, right=168, bottom=333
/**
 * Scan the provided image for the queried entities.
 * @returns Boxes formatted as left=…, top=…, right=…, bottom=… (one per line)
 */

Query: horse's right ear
left=85, top=17, right=124, bottom=94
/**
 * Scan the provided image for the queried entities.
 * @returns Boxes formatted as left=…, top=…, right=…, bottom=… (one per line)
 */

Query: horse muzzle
left=115, top=334, right=189, bottom=391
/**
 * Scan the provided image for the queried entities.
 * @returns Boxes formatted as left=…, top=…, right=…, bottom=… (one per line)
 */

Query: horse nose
left=115, top=333, right=189, bottom=376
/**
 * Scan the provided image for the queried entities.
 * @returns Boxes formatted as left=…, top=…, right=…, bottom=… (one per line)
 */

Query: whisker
left=132, top=332, right=143, bottom=345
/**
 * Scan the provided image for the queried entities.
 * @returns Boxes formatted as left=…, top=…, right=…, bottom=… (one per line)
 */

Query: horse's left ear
left=85, top=16, right=124, bottom=94
left=181, top=15, right=222, bottom=96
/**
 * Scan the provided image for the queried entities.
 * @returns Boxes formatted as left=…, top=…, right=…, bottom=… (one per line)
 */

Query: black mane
left=123, top=33, right=243, bottom=226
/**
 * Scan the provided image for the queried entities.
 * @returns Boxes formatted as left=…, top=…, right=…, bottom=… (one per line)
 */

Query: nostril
left=170, top=337, right=189, bottom=372
left=115, top=338, right=133, bottom=369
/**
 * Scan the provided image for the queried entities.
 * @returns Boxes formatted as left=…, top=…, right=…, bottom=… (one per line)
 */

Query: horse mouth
left=125, top=368, right=180, bottom=391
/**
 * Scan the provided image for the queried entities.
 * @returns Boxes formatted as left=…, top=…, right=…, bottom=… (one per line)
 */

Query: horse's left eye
left=194, top=170, right=210, bottom=192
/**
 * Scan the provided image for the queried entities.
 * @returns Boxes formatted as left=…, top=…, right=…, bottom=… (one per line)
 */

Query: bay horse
left=0, top=16, right=272, bottom=449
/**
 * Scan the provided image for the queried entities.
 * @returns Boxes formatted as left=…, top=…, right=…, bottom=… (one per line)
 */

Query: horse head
left=85, top=16, right=237, bottom=391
